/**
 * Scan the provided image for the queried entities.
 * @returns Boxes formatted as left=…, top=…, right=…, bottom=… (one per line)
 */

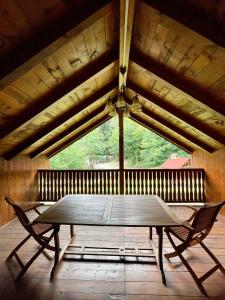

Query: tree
left=50, top=117, right=189, bottom=169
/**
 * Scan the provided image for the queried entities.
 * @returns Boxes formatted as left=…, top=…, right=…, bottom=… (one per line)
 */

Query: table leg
left=50, top=224, right=60, bottom=279
left=156, top=226, right=166, bottom=285
left=149, top=227, right=152, bottom=240
left=70, top=225, right=75, bottom=237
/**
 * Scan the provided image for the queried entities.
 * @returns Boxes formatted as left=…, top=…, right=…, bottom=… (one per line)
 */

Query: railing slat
left=37, top=168, right=205, bottom=203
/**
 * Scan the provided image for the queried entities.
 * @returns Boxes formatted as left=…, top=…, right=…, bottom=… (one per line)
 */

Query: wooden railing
left=37, top=168, right=205, bottom=203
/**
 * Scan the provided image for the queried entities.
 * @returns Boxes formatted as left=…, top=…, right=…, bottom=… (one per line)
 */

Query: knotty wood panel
left=128, top=62, right=225, bottom=140
left=133, top=1, right=225, bottom=98
left=0, top=155, right=49, bottom=225
left=192, top=147, right=225, bottom=216
left=0, top=65, right=118, bottom=156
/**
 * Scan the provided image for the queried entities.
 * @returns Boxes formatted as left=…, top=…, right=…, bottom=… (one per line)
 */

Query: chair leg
left=176, top=249, right=209, bottom=297
left=7, top=234, right=31, bottom=261
left=16, top=243, right=48, bottom=281
left=200, top=241, right=225, bottom=274
left=165, top=231, right=208, bottom=297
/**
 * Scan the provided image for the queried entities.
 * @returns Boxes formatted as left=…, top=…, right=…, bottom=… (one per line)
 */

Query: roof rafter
left=130, top=49, right=225, bottom=119
left=0, top=51, right=117, bottom=142
left=0, top=0, right=114, bottom=87
left=143, top=0, right=225, bottom=49
left=30, top=102, right=109, bottom=158
left=125, top=97, right=215, bottom=153
left=130, top=112, right=193, bottom=154
left=47, top=114, right=111, bottom=158
left=127, top=81, right=225, bottom=145
left=4, top=81, right=117, bottom=160
left=119, top=0, right=135, bottom=89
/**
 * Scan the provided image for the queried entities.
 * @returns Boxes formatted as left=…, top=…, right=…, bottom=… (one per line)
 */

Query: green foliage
left=124, top=118, right=188, bottom=168
left=50, top=117, right=189, bottom=169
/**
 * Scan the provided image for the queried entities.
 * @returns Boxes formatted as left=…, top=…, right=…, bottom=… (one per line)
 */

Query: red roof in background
left=160, top=157, right=190, bottom=169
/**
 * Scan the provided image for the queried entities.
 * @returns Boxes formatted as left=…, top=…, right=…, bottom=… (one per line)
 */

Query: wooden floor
left=1, top=205, right=225, bottom=300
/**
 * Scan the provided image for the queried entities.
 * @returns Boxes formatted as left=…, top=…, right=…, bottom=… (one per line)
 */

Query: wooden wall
left=0, top=155, right=49, bottom=226
left=192, top=147, right=225, bottom=215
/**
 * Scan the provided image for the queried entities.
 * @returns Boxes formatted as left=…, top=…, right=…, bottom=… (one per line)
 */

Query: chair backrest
left=191, top=201, right=225, bottom=237
left=5, top=197, right=30, bottom=229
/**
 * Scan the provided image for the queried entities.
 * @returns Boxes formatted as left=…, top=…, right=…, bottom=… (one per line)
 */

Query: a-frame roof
left=0, top=0, right=225, bottom=159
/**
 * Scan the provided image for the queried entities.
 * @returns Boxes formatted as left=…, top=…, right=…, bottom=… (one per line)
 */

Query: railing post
left=118, top=109, right=124, bottom=194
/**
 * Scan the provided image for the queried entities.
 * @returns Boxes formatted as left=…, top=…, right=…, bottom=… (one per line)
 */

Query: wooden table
left=35, top=194, right=182, bottom=284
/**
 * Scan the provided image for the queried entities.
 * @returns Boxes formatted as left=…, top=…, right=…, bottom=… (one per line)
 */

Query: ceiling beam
left=0, top=1, right=113, bottom=88
left=47, top=114, right=111, bottom=158
left=4, top=81, right=117, bottom=160
left=143, top=0, right=225, bottom=49
left=127, top=81, right=225, bottom=145
left=30, top=103, right=108, bottom=158
left=125, top=97, right=215, bottom=153
left=0, top=51, right=117, bottom=142
left=119, top=0, right=135, bottom=89
left=130, top=112, right=192, bottom=154
left=130, top=49, right=225, bottom=119
left=141, top=107, right=214, bottom=153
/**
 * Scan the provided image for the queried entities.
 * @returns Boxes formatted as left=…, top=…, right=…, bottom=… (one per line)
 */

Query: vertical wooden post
left=118, top=109, right=124, bottom=194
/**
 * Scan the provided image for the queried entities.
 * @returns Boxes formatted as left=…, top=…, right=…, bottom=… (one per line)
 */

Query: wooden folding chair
left=165, top=201, right=225, bottom=297
left=5, top=197, right=58, bottom=280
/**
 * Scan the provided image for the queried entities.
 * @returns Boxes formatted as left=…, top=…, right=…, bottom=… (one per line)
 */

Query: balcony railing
left=37, top=168, right=205, bottom=203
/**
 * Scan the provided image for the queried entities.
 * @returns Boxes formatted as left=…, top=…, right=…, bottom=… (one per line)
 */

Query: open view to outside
left=50, top=118, right=190, bottom=169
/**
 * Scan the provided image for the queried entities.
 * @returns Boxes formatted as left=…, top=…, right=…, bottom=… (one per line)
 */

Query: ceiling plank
left=130, top=48, right=225, bottom=119
left=143, top=0, right=225, bottom=49
left=119, top=0, right=135, bottom=89
left=125, top=96, right=215, bottom=153
left=4, top=81, right=117, bottom=160
left=0, top=51, right=117, bottom=141
left=130, top=112, right=192, bottom=154
left=47, top=114, right=111, bottom=158
left=0, top=1, right=114, bottom=88
left=30, top=103, right=108, bottom=158
left=127, top=81, right=225, bottom=145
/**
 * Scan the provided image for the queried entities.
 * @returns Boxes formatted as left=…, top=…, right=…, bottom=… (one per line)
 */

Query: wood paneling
left=0, top=155, right=49, bottom=225
left=192, top=147, right=225, bottom=215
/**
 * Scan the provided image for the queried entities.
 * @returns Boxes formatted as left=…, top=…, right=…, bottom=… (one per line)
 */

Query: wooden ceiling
left=0, top=0, right=224, bottom=159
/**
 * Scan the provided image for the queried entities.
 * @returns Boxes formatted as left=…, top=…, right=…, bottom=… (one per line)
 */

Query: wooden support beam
left=141, top=107, right=215, bottom=153
left=130, top=112, right=193, bottom=154
left=127, top=81, right=225, bottom=145
left=4, top=81, right=117, bottom=160
left=118, top=109, right=124, bottom=194
left=0, top=51, right=117, bottom=141
left=0, top=1, right=113, bottom=87
left=47, top=114, right=111, bottom=158
left=30, top=104, right=108, bottom=158
left=143, top=0, right=225, bottom=49
left=130, top=49, right=225, bottom=119
left=125, top=96, right=215, bottom=153
left=119, top=0, right=135, bottom=89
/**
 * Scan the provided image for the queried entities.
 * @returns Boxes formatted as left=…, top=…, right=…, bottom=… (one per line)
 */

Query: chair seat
left=168, top=222, right=190, bottom=241
left=32, top=223, right=53, bottom=235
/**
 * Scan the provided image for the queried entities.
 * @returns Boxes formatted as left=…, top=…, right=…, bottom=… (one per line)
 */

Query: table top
left=35, top=194, right=181, bottom=227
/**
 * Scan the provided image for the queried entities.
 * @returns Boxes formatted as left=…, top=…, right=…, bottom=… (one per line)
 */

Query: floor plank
left=0, top=205, right=225, bottom=300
